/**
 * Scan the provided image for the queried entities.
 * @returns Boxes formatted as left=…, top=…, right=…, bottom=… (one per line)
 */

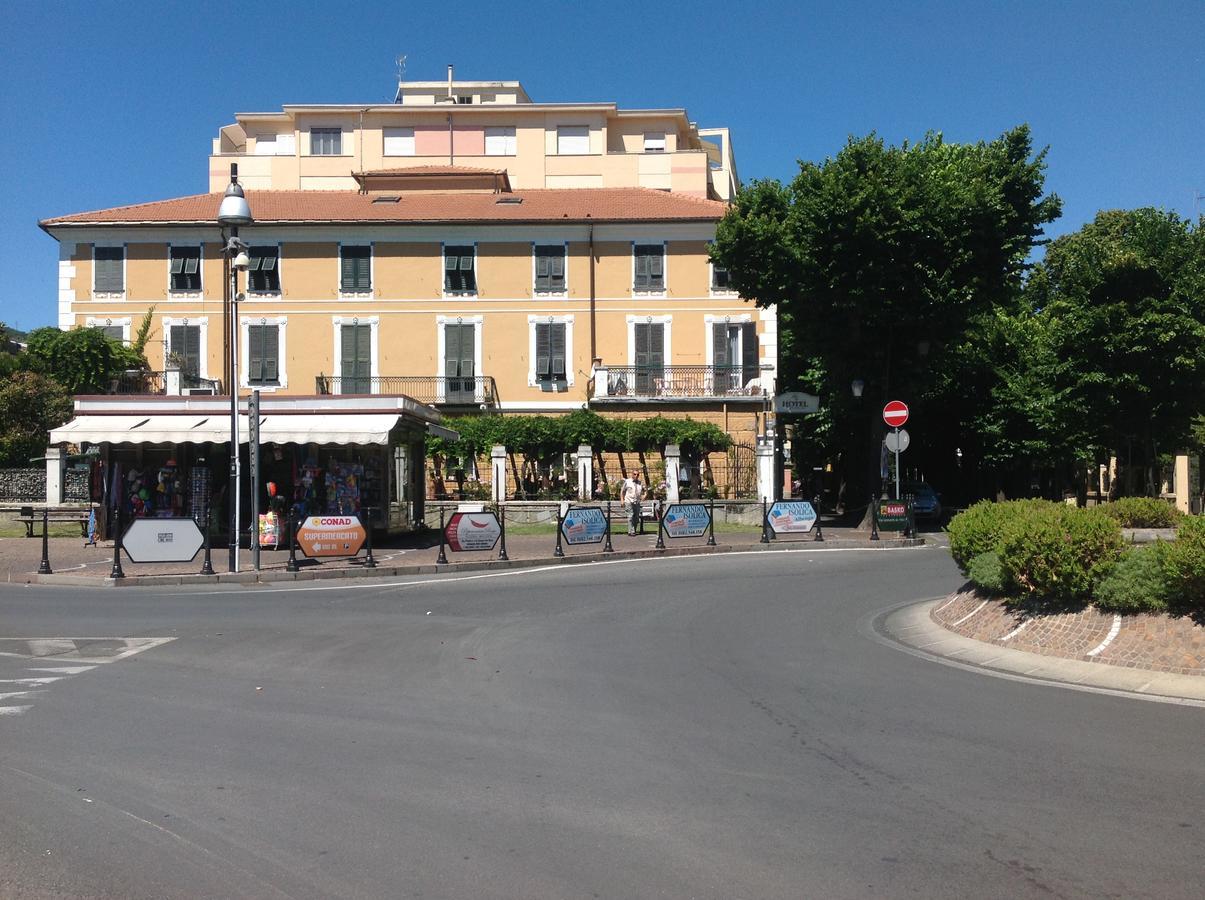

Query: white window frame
left=254, top=132, right=296, bottom=155
left=92, top=243, right=126, bottom=298
left=331, top=315, right=380, bottom=386
left=337, top=242, right=374, bottom=298
left=703, top=313, right=754, bottom=394
left=556, top=125, right=591, bottom=155
left=442, top=242, right=479, bottom=298
left=643, top=132, right=666, bottom=153
left=240, top=315, right=288, bottom=391
left=162, top=315, right=210, bottom=379
left=308, top=126, right=345, bottom=157
left=254, top=133, right=277, bottom=156
left=531, top=242, right=569, bottom=295
left=484, top=126, right=516, bottom=156
left=85, top=315, right=132, bottom=343
left=383, top=126, right=416, bottom=156
left=625, top=314, right=673, bottom=368
left=527, top=315, right=575, bottom=387
left=166, top=243, right=203, bottom=298
left=246, top=242, right=283, bottom=298
left=708, top=241, right=737, bottom=297
left=631, top=241, right=667, bottom=296
left=435, top=314, right=485, bottom=403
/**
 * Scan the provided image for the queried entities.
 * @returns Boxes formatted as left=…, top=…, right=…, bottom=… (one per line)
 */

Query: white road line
left=0, top=677, right=63, bottom=685
left=26, top=639, right=79, bottom=656
left=0, top=706, right=32, bottom=716
left=26, top=666, right=96, bottom=674
left=950, top=600, right=989, bottom=627
left=998, top=621, right=1028, bottom=643
left=934, top=595, right=958, bottom=614
left=1086, top=615, right=1123, bottom=657
left=0, top=691, right=43, bottom=700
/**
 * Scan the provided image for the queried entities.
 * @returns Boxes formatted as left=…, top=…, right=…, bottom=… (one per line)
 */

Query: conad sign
left=296, top=515, right=366, bottom=558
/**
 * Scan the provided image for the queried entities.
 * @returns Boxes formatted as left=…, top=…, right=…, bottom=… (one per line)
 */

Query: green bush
left=1094, top=544, right=1172, bottom=613
left=998, top=505, right=1123, bottom=606
left=1102, top=497, right=1185, bottom=528
left=966, top=551, right=1009, bottom=594
left=1163, top=516, right=1205, bottom=609
left=946, top=499, right=1048, bottom=573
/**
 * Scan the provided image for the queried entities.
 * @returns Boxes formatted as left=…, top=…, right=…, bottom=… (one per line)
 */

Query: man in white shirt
left=621, top=474, right=645, bottom=536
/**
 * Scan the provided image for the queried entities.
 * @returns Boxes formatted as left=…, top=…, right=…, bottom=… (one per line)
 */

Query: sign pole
left=250, top=390, right=261, bottom=572
left=603, top=500, right=614, bottom=553
left=497, top=504, right=509, bottom=560
left=894, top=426, right=901, bottom=501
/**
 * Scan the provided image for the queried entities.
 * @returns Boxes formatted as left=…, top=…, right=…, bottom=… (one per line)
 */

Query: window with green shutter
left=534, top=322, right=567, bottom=388
left=340, top=323, right=372, bottom=394
left=169, top=246, right=201, bottom=292
left=444, top=323, right=476, bottom=403
left=94, top=246, right=124, bottom=292
left=248, top=246, right=280, bottom=292
left=633, top=244, right=664, bottom=291
left=444, top=245, right=477, bottom=293
left=534, top=245, right=566, bottom=292
left=634, top=322, right=664, bottom=393
left=247, top=324, right=280, bottom=385
left=340, top=245, right=371, bottom=292
left=168, top=325, right=202, bottom=376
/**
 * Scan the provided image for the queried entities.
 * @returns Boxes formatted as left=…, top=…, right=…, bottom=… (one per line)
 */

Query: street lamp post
left=217, top=164, right=252, bottom=572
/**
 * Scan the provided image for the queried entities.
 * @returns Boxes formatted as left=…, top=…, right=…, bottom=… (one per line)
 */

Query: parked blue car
left=904, top=482, right=942, bottom=519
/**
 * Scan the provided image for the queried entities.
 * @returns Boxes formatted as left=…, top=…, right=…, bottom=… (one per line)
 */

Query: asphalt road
left=1, top=544, right=1202, bottom=899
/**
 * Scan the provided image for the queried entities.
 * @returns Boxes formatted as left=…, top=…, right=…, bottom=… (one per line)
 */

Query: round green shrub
left=946, top=499, right=1049, bottom=573
left=1102, top=497, right=1185, bottom=529
left=966, top=551, right=1009, bottom=594
left=1163, top=515, right=1205, bottom=610
left=998, top=505, right=1123, bottom=606
left=1094, top=544, right=1171, bottom=613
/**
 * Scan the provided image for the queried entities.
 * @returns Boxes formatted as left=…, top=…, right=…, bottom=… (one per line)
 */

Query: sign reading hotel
left=445, top=511, right=502, bottom=551
left=297, top=515, right=367, bottom=557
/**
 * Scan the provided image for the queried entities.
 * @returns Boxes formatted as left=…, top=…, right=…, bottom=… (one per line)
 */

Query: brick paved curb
left=29, top=536, right=925, bottom=588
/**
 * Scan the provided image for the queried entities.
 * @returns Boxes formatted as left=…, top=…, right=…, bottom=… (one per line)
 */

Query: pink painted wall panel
left=452, top=126, right=484, bottom=156
left=414, top=126, right=449, bottom=156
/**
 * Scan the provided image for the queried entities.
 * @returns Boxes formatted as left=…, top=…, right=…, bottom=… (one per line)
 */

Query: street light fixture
left=217, top=164, right=252, bottom=571
left=851, top=378, right=865, bottom=399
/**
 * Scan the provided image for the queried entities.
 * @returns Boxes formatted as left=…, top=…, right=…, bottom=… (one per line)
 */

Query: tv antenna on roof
left=396, top=54, right=407, bottom=82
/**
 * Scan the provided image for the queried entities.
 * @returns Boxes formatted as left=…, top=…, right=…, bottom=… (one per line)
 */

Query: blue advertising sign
left=662, top=503, right=711, bottom=538
left=562, top=506, right=608, bottom=545
left=767, top=501, right=817, bottom=535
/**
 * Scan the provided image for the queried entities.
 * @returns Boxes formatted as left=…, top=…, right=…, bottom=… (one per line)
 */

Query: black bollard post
left=655, top=509, right=666, bottom=550
left=812, top=494, right=825, bottom=542
left=109, top=503, right=125, bottom=580
left=37, top=508, right=52, bottom=575
left=870, top=498, right=880, bottom=541
left=436, top=506, right=448, bottom=565
left=905, top=493, right=916, bottom=539
left=707, top=497, right=716, bottom=546
left=200, top=510, right=215, bottom=575
left=285, top=510, right=300, bottom=573
left=498, top=504, right=509, bottom=560
left=603, top=500, right=614, bottom=553
left=760, top=498, right=770, bottom=544
left=553, top=507, right=565, bottom=558
left=363, top=506, right=377, bottom=568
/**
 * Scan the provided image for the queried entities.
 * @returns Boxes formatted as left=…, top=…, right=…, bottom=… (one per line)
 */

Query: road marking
left=1086, top=615, right=1123, bottom=657
left=0, top=677, right=64, bottom=685
left=998, top=621, right=1028, bottom=642
left=934, top=595, right=958, bottom=614
left=950, top=600, right=988, bottom=627
left=0, top=706, right=31, bottom=716
left=26, top=666, right=97, bottom=674
left=0, top=691, right=43, bottom=700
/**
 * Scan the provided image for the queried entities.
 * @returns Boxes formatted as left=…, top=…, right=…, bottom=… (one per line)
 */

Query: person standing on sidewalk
left=622, top=474, right=645, bottom=535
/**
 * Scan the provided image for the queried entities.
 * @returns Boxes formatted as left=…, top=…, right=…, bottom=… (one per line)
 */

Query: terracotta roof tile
left=353, top=165, right=508, bottom=176
left=41, top=188, right=726, bottom=226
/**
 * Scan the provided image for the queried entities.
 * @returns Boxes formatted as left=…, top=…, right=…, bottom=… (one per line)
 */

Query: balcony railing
left=105, top=370, right=223, bottom=395
left=315, top=375, right=499, bottom=407
left=593, top=364, right=772, bottom=401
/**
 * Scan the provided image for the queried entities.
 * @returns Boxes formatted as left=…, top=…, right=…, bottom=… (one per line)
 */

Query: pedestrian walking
left=622, top=474, right=645, bottom=535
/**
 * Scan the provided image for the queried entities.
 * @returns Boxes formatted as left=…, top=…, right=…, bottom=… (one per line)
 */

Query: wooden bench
left=605, top=500, right=663, bottom=534
left=13, top=506, right=91, bottom=538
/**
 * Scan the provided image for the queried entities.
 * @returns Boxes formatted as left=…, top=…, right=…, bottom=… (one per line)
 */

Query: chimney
left=447, top=64, right=454, bottom=101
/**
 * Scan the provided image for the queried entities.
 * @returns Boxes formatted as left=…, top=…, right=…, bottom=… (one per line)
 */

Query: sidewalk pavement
left=1, top=525, right=923, bottom=587
left=880, top=596, right=1205, bottom=705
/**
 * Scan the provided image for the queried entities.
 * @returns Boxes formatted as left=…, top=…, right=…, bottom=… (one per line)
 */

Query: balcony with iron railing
left=105, top=370, right=223, bottom=396
left=591, top=364, right=773, bottom=402
left=315, top=374, right=499, bottom=407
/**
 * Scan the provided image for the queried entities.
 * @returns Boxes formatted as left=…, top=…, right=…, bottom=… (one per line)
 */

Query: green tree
left=0, top=372, right=73, bottom=466
left=1032, top=209, right=1205, bottom=496
left=24, top=326, right=145, bottom=394
left=712, top=126, right=1061, bottom=510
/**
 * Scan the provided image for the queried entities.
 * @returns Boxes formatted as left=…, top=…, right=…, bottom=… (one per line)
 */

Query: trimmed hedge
left=1102, top=497, right=1185, bottom=529
left=966, top=551, right=1008, bottom=594
left=998, top=505, right=1123, bottom=605
left=946, top=499, right=1048, bottom=573
left=1164, top=515, right=1205, bottom=608
left=1095, top=544, right=1172, bottom=614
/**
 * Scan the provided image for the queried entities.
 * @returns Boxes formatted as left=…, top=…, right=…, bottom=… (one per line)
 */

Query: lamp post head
left=851, top=379, right=865, bottom=399
left=217, top=168, right=253, bottom=227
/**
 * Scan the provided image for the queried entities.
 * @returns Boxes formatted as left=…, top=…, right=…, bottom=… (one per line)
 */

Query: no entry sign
left=882, top=400, right=909, bottom=428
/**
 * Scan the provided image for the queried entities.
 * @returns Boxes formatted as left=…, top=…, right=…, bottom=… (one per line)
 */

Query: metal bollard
left=200, top=510, right=215, bottom=575
left=498, top=504, right=509, bottom=561
left=707, top=497, right=717, bottom=546
left=870, top=499, right=880, bottom=541
left=285, top=510, right=300, bottom=573
left=37, top=508, right=52, bottom=575
left=655, top=510, right=666, bottom=550
left=553, top=507, right=565, bottom=558
left=436, top=507, right=448, bottom=565
left=109, top=503, right=125, bottom=579
left=603, top=500, right=614, bottom=553
left=760, top=498, right=770, bottom=544
left=363, top=506, right=377, bottom=568
left=813, top=494, right=825, bottom=542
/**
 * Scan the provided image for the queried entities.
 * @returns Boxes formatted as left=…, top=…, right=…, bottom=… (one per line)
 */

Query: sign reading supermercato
left=297, top=515, right=366, bottom=557
left=445, top=511, right=502, bottom=551
left=662, top=503, right=711, bottom=538
left=122, top=517, right=204, bottom=563
left=876, top=499, right=910, bottom=532
left=561, top=506, right=608, bottom=545
left=767, top=501, right=818, bottom=535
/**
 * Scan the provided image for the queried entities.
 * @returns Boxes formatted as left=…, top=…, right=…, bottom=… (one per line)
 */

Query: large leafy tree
left=0, top=371, right=73, bottom=466
left=23, top=326, right=146, bottom=394
left=712, top=126, right=1061, bottom=508
left=1029, top=208, right=1205, bottom=495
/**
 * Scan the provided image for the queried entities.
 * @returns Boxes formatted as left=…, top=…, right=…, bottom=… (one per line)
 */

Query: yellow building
left=41, top=76, right=775, bottom=495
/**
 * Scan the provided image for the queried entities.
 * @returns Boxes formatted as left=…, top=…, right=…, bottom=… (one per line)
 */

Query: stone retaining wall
left=0, top=469, right=45, bottom=502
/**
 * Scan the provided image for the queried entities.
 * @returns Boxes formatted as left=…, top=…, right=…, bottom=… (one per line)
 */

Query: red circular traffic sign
left=882, top=400, right=909, bottom=428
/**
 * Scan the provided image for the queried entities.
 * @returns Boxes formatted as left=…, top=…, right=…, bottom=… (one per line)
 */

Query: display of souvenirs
left=294, top=458, right=323, bottom=519
left=190, top=468, right=212, bottom=526
left=325, top=461, right=364, bottom=515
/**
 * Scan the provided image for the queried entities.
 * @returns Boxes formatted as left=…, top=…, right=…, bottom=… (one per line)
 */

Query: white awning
left=256, top=414, right=401, bottom=446
left=50, top=415, right=237, bottom=445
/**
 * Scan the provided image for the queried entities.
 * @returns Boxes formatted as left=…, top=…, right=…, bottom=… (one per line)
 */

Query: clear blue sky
left=1, top=0, right=1201, bottom=331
